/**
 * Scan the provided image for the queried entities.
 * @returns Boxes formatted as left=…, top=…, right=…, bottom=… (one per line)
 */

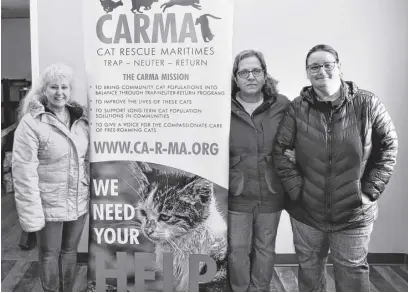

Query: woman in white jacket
left=12, top=63, right=90, bottom=292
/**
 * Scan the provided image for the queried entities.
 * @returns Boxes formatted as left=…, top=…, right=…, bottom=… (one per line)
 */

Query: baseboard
left=78, top=253, right=88, bottom=264
left=77, top=253, right=408, bottom=265
left=367, top=253, right=408, bottom=265
left=274, top=254, right=298, bottom=265
left=275, top=253, right=408, bottom=265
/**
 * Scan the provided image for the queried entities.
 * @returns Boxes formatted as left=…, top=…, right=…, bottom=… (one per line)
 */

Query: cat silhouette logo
left=161, top=0, right=201, bottom=12
left=195, top=14, right=221, bottom=42
left=99, top=0, right=123, bottom=13
left=131, top=0, right=159, bottom=13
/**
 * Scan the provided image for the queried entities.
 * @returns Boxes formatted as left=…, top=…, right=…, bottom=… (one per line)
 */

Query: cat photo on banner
left=87, top=161, right=228, bottom=292
left=82, top=0, right=234, bottom=290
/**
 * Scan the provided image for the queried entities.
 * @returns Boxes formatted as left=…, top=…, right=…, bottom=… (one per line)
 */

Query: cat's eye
left=140, top=209, right=147, bottom=217
left=159, top=214, right=171, bottom=222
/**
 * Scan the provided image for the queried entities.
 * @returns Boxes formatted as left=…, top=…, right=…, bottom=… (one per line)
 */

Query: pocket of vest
left=229, top=156, right=244, bottom=196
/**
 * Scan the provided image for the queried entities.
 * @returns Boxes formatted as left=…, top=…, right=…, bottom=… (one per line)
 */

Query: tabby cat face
left=136, top=175, right=212, bottom=242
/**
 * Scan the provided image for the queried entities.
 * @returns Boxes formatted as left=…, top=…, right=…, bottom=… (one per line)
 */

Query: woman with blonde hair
left=12, top=63, right=90, bottom=291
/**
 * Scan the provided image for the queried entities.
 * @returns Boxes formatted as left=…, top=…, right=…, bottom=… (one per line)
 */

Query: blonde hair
left=18, top=63, right=75, bottom=121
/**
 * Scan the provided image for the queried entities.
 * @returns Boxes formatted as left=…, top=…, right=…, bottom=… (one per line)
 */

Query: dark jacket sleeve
left=272, top=102, right=303, bottom=201
left=361, top=96, right=398, bottom=201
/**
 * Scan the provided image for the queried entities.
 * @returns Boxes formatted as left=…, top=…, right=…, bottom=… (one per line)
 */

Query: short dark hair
left=305, top=44, right=339, bottom=67
left=231, top=49, right=278, bottom=98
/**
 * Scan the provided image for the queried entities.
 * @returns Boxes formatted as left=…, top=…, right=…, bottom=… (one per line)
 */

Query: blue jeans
left=36, top=214, right=87, bottom=292
left=291, top=217, right=373, bottom=292
left=228, top=207, right=281, bottom=292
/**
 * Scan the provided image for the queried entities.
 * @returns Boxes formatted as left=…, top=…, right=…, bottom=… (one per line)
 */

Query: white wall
left=233, top=0, right=408, bottom=254
left=1, top=18, right=32, bottom=80
left=32, top=0, right=87, bottom=105
left=32, top=0, right=408, bottom=254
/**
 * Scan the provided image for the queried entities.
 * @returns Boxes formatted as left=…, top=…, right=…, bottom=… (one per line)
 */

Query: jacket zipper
left=251, top=113, right=262, bottom=205
left=45, top=112, right=72, bottom=218
left=71, top=119, right=83, bottom=216
left=52, top=115, right=86, bottom=217
left=246, top=111, right=261, bottom=202
left=326, top=110, right=333, bottom=232
left=233, top=101, right=263, bottom=203
left=61, top=117, right=83, bottom=217
left=67, top=138, right=71, bottom=217
left=40, top=111, right=87, bottom=218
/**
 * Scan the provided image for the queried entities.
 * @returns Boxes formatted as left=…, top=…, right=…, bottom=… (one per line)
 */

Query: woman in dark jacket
left=273, top=44, right=398, bottom=291
left=228, top=49, right=289, bottom=291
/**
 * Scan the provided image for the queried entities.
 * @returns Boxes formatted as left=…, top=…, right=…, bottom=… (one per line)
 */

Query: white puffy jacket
left=12, top=98, right=90, bottom=232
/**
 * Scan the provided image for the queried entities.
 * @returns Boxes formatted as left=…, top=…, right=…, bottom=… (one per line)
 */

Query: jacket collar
left=231, top=92, right=277, bottom=115
left=300, top=80, right=359, bottom=109
left=29, top=97, right=88, bottom=123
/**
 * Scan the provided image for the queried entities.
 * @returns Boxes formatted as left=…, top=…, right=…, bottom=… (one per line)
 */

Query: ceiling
left=1, top=0, right=30, bottom=18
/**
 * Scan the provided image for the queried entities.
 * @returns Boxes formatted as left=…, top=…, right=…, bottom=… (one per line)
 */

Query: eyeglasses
left=306, top=62, right=336, bottom=73
left=236, top=68, right=264, bottom=79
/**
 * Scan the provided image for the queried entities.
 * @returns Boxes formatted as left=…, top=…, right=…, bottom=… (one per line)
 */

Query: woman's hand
left=284, top=149, right=296, bottom=163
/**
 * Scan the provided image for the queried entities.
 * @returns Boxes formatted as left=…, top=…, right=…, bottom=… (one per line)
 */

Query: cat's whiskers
left=172, top=237, right=191, bottom=255
left=105, top=221, right=140, bottom=228
left=126, top=166, right=146, bottom=188
left=164, top=239, right=176, bottom=252
left=166, top=238, right=183, bottom=255
left=173, top=238, right=190, bottom=254
left=121, top=178, right=143, bottom=200
left=126, top=219, right=141, bottom=228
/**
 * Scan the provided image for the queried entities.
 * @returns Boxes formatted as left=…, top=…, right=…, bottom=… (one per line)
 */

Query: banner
left=82, top=0, right=233, bottom=291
